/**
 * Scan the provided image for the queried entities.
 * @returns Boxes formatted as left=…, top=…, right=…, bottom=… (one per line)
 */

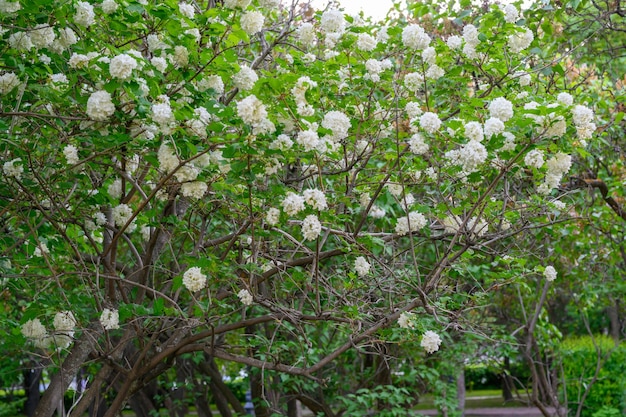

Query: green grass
left=414, top=389, right=532, bottom=410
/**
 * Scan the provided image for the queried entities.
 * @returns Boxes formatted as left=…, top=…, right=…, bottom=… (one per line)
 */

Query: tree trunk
left=457, top=369, right=466, bottom=417
left=23, top=366, right=42, bottom=417
left=608, top=299, right=620, bottom=344
left=33, top=325, right=103, bottom=417
left=502, top=357, right=514, bottom=401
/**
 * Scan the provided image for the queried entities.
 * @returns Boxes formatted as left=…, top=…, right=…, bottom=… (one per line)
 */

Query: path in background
left=416, top=406, right=559, bottom=416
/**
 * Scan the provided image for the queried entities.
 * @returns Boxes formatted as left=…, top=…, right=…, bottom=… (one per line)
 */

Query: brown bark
left=32, top=325, right=103, bottom=417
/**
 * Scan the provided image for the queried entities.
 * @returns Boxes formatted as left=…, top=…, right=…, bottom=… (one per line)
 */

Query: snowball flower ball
left=87, top=90, right=115, bottom=121
left=421, top=330, right=442, bottom=354
left=183, top=266, right=207, bottom=292
left=544, top=265, right=557, bottom=282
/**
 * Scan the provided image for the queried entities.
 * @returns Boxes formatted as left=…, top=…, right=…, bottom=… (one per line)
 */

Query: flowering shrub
left=0, top=0, right=604, bottom=415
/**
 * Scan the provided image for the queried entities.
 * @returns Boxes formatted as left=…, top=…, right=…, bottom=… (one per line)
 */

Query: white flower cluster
left=281, top=192, right=305, bottom=215
left=181, top=181, right=208, bottom=199
left=462, top=24, right=480, bottom=58
left=354, top=256, right=371, bottom=277
left=100, top=308, right=120, bottom=330
left=508, top=28, right=534, bottom=53
left=237, top=95, right=274, bottom=134
left=197, top=74, right=224, bottom=95
left=21, top=318, right=50, bottom=349
left=538, top=152, right=571, bottom=195
left=296, top=125, right=321, bottom=151
left=179, top=2, right=195, bottom=19
left=395, top=211, right=427, bottom=236
left=484, top=117, right=504, bottom=139
left=112, top=203, right=137, bottom=233
left=356, top=33, right=377, bottom=51
left=0, top=0, right=21, bottom=14
left=524, top=149, right=544, bottom=169
left=489, top=97, right=513, bottom=122
left=364, top=58, right=392, bottom=82
left=421, top=330, right=442, bottom=354
left=87, top=91, right=115, bottom=121
left=443, top=215, right=488, bottom=238
left=3, top=158, right=24, bottom=180
left=292, top=76, right=317, bottom=116
left=233, top=65, right=258, bottom=91
left=265, top=207, right=280, bottom=226
left=419, top=112, right=441, bottom=134
left=102, top=0, right=118, bottom=14
left=502, top=4, right=519, bottom=23
left=544, top=265, right=557, bottom=282
left=402, top=24, right=431, bottom=50
left=404, top=72, right=424, bottom=93
left=183, top=266, right=207, bottom=292
left=303, top=188, right=328, bottom=210
left=322, top=110, right=351, bottom=141
left=238, top=289, right=254, bottom=305
left=398, top=312, right=414, bottom=329
left=320, top=10, right=345, bottom=35
left=0, top=72, right=20, bottom=94
left=445, top=139, right=487, bottom=173
left=240, top=11, right=264, bottom=35
left=572, top=104, right=596, bottom=140
left=63, top=145, right=79, bottom=165
left=302, top=214, right=322, bottom=240
left=151, top=95, right=174, bottom=130
left=298, top=23, right=317, bottom=46
left=109, top=54, right=137, bottom=80
left=408, top=133, right=429, bottom=155
left=74, top=1, right=95, bottom=27
left=53, top=311, right=77, bottom=349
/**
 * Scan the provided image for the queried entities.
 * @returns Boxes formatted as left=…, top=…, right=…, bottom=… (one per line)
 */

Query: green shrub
left=560, top=336, right=626, bottom=417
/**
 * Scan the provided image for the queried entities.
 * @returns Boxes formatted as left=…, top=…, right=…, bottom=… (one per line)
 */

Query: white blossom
left=238, top=289, right=254, bottom=305
left=408, top=133, right=429, bottom=155
left=398, top=312, right=414, bottom=329
left=321, top=10, right=345, bottom=34
left=356, top=33, right=377, bottom=51
left=302, top=214, right=322, bottom=241
left=508, top=28, right=534, bottom=53
left=402, top=24, right=431, bottom=50
left=100, top=308, right=120, bottom=330
left=354, top=256, right=371, bottom=277
left=87, top=91, right=115, bottom=121
left=557, top=92, right=574, bottom=106
left=3, top=158, right=23, bottom=180
left=30, top=24, right=56, bottom=48
left=322, top=111, right=350, bottom=141
left=181, top=181, right=207, bottom=199
left=183, top=266, right=207, bottom=292
left=101, top=0, right=118, bottom=14
left=240, top=11, right=264, bottom=35
left=419, top=112, right=441, bottom=134
left=178, top=2, right=195, bottom=19
left=447, top=35, right=462, bottom=49
left=524, top=149, right=544, bottom=169
left=265, top=207, right=280, bottom=226
left=484, top=117, right=505, bottom=139
left=74, top=1, right=95, bottom=27
left=0, top=72, right=20, bottom=94
left=502, top=4, right=519, bottom=23
left=109, top=54, right=137, bottom=80
left=489, top=97, right=514, bottom=122
left=395, top=211, right=427, bottom=235
left=112, top=203, right=136, bottom=232
left=233, top=65, right=258, bottom=91
left=421, top=330, right=442, bottom=354
left=303, top=189, right=328, bottom=211
left=544, top=265, right=557, bottom=282
left=282, top=192, right=305, bottom=216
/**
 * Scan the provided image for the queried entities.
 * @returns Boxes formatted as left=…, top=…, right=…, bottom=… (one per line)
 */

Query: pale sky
left=309, top=0, right=395, bottom=21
